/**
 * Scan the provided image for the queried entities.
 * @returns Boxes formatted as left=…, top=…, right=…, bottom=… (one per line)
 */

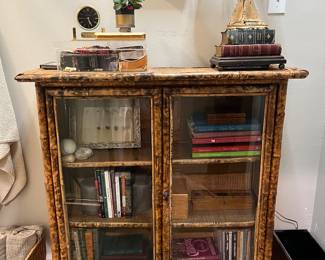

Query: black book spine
left=225, top=29, right=275, bottom=45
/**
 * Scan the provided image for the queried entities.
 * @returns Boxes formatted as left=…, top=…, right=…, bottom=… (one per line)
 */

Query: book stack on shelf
left=217, top=229, right=253, bottom=260
left=188, top=113, right=262, bottom=159
left=71, top=229, right=150, bottom=260
left=71, top=228, right=100, bottom=260
left=94, top=169, right=132, bottom=218
left=172, top=230, right=252, bottom=260
left=210, top=0, right=286, bottom=70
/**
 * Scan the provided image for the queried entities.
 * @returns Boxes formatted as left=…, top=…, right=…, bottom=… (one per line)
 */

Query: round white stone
left=61, top=139, right=77, bottom=155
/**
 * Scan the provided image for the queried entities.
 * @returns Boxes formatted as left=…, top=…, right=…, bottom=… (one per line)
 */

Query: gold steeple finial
left=227, top=0, right=268, bottom=29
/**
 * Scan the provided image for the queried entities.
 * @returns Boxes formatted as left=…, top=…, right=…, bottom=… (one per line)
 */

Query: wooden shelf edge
left=172, top=221, right=255, bottom=229
left=69, top=220, right=152, bottom=229
left=63, top=160, right=152, bottom=168
left=172, top=156, right=260, bottom=165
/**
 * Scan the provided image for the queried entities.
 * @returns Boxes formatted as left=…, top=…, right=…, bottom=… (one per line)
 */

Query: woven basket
left=25, top=234, right=46, bottom=260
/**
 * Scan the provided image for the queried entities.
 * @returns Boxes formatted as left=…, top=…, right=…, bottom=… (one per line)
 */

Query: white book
left=229, top=231, right=232, bottom=260
left=72, top=230, right=81, bottom=260
left=115, top=173, right=122, bottom=218
left=104, top=170, right=113, bottom=218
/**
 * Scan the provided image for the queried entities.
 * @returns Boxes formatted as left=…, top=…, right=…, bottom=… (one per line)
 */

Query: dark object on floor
left=210, top=55, right=286, bottom=70
left=272, top=230, right=325, bottom=260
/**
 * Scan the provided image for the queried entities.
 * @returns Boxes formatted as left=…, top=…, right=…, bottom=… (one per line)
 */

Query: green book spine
left=93, top=229, right=100, bottom=260
left=192, top=150, right=260, bottom=158
left=100, top=171, right=108, bottom=218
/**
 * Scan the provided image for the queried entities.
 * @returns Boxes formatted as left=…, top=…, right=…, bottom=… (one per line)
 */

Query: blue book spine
left=193, top=123, right=261, bottom=133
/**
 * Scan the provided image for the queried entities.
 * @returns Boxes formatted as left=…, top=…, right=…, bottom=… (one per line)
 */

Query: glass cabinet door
left=169, top=94, right=270, bottom=260
left=54, top=95, right=159, bottom=260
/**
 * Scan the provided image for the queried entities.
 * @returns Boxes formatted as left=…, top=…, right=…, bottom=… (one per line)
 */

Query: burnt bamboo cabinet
left=16, top=67, right=308, bottom=260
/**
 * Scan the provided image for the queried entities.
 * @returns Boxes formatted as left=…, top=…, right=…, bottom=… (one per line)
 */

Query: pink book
left=191, top=130, right=260, bottom=139
left=192, top=135, right=262, bottom=145
left=192, top=144, right=261, bottom=153
left=172, top=237, right=220, bottom=260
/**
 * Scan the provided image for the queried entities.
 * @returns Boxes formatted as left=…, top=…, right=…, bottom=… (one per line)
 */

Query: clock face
left=77, top=6, right=100, bottom=30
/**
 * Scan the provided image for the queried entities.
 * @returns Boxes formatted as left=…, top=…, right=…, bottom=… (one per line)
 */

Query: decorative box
left=56, top=32, right=147, bottom=72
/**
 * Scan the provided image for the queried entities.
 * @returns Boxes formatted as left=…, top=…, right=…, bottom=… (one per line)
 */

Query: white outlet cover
left=268, top=0, right=286, bottom=14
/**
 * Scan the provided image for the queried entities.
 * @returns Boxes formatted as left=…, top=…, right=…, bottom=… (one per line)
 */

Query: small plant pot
left=115, top=7, right=135, bottom=32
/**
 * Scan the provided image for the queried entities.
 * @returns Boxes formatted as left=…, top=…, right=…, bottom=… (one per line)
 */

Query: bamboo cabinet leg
left=45, top=93, right=68, bottom=260
left=264, top=82, right=288, bottom=259
left=35, top=85, right=61, bottom=259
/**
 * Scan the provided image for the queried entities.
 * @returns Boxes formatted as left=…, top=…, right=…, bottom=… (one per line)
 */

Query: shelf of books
left=55, top=97, right=155, bottom=259
left=170, top=96, right=265, bottom=260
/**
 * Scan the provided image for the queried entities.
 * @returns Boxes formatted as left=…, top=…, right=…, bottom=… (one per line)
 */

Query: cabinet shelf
left=172, top=208, right=256, bottom=229
left=63, top=147, right=152, bottom=168
left=69, top=214, right=152, bottom=229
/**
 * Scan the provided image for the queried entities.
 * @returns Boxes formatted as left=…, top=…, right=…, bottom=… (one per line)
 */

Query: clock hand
left=87, top=17, right=93, bottom=26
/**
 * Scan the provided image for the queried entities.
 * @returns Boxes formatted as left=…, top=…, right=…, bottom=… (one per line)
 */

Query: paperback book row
left=71, top=229, right=150, bottom=260
left=172, top=229, right=252, bottom=260
left=188, top=113, right=262, bottom=159
left=94, top=169, right=132, bottom=218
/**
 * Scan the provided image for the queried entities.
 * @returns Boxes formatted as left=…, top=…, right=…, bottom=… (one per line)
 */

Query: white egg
left=61, top=139, right=77, bottom=155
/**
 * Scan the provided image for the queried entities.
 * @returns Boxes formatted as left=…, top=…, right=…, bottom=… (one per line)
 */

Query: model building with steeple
left=210, top=0, right=286, bottom=70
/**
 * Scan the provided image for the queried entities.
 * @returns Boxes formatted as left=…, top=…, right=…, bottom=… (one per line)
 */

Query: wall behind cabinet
left=0, top=0, right=325, bottom=252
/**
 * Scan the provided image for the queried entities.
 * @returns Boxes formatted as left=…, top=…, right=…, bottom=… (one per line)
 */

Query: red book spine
left=221, top=44, right=282, bottom=57
left=192, top=135, right=262, bottom=145
left=192, top=144, right=261, bottom=153
left=192, top=130, right=260, bottom=139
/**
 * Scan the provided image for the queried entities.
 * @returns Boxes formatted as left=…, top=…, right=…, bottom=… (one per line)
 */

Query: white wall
left=311, top=128, right=325, bottom=250
left=0, top=0, right=325, bottom=249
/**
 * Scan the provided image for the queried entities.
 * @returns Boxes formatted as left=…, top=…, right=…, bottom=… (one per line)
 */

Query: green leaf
left=114, top=3, right=123, bottom=10
left=132, top=3, right=142, bottom=9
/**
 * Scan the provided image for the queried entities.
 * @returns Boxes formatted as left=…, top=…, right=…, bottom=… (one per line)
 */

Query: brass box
left=172, top=178, right=189, bottom=220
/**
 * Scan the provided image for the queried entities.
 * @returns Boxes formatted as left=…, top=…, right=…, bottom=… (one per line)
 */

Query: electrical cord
left=275, top=210, right=299, bottom=229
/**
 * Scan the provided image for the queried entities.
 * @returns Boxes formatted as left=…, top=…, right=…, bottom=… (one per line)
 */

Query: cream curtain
left=0, top=57, right=27, bottom=207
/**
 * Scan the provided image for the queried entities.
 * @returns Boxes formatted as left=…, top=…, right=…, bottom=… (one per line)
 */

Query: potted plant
left=113, top=0, right=144, bottom=32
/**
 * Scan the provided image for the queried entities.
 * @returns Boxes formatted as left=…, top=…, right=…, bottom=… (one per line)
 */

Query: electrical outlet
left=268, top=0, right=286, bottom=14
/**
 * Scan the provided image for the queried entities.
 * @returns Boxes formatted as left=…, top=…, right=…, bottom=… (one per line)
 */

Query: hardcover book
left=192, top=144, right=261, bottom=153
left=188, top=116, right=261, bottom=133
left=192, top=135, right=262, bottom=145
left=215, top=44, right=282, bottom=57
left=191, top=130, right=260, bottom=139
left=172, top=237, right=220, bottom=260
left=222, top=28, right=275, bottom=45
left=192, top=150, right=260, bottom=158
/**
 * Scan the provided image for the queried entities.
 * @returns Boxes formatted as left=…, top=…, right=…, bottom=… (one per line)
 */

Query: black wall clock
left=77, top=6, right=100, bottom=30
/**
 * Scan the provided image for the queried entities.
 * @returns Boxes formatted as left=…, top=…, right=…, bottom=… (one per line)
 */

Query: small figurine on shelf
left=113, top=0, right=145, bottom=32
left=60, top=138, right=94, bottom=162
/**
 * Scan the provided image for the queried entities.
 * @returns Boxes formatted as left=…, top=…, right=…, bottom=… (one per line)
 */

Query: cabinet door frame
left=43, top=87, right=163, bottom=260
left=162, top=84, right=286, bottom=260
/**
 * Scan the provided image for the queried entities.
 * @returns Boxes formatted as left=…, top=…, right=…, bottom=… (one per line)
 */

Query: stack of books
left=71, top=229, right=149, bottom=260
left=71, top=228, right=100, bottom=260
left=210, top=0, right=286, bottom=70
left=94, top=169, right=132, bottom=218
left=216, top=229, right=252, bottom=260
left=188, top=113, right=262, bottom=159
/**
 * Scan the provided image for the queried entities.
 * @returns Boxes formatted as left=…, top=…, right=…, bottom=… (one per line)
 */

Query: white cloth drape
left=0, top=57, right=27, bottom=207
